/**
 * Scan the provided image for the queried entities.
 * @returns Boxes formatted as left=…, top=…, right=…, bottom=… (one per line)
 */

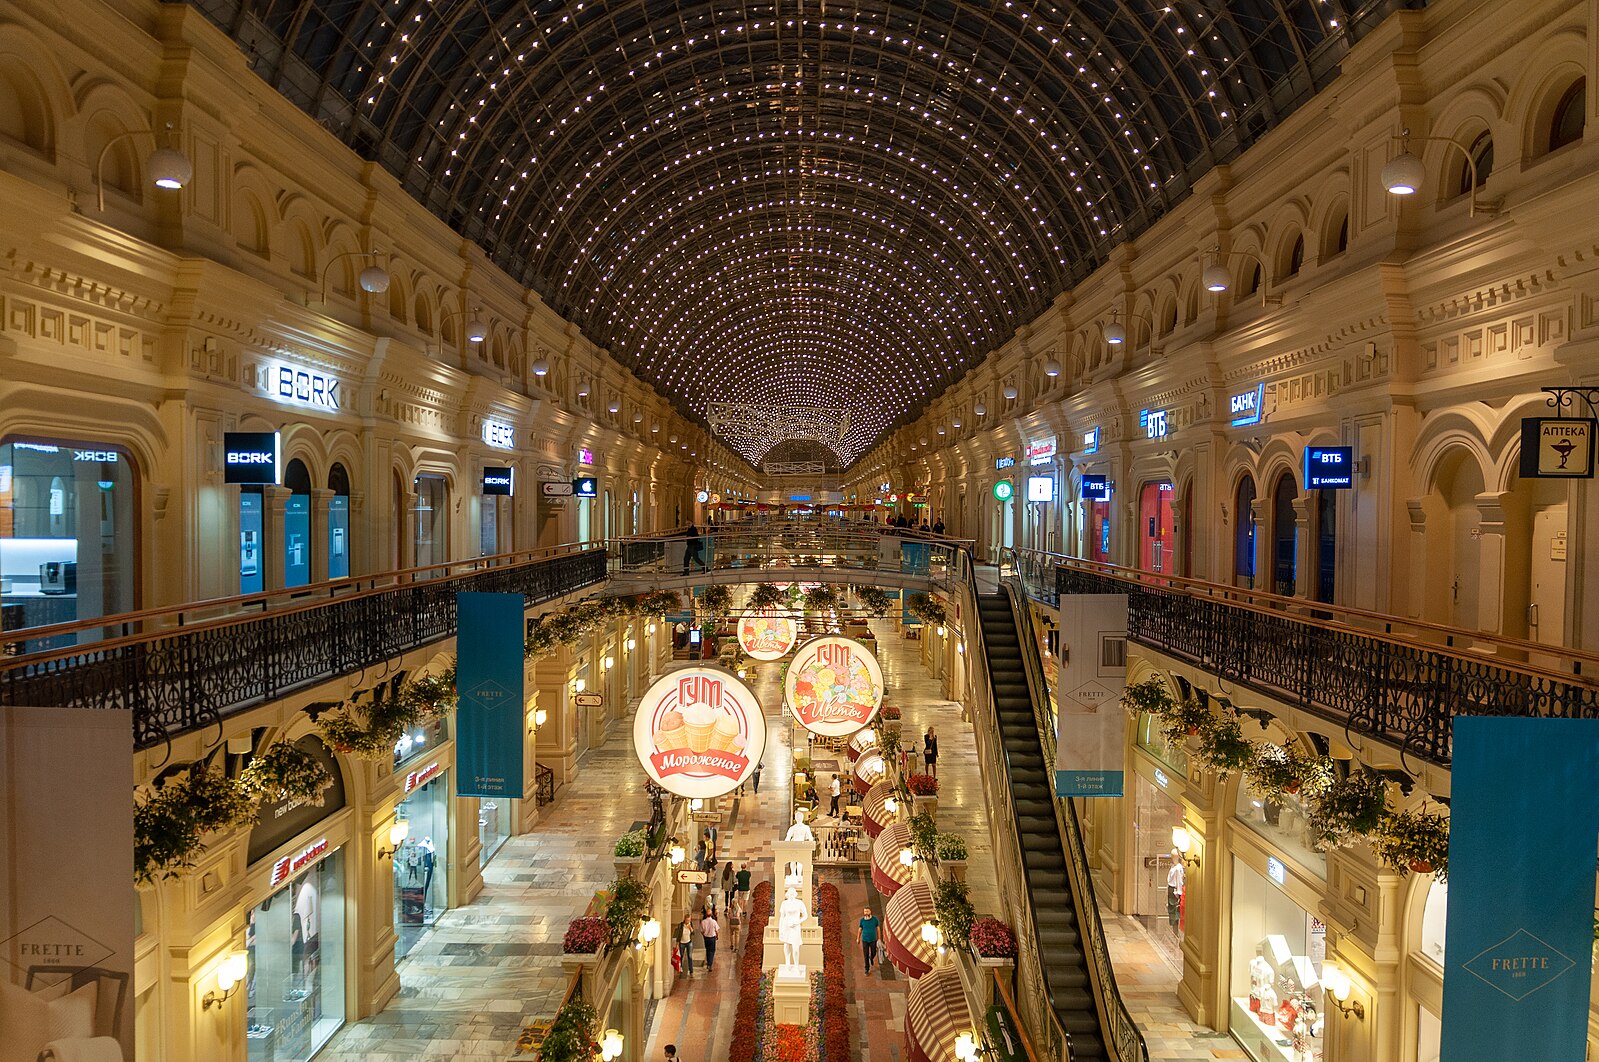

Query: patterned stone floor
left=1101, top=912, right=1245, bottom=1062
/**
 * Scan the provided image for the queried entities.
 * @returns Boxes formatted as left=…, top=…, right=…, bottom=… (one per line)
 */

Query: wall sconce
left=648, top=623, right=658, bottom=635
left=533, top=708, right=548, bottom=728
left=935, top=625, right=947, bottom=637
left=1201, top=247, right=1272, bottom=307
left=202, top=952, right=249, bottom=1010
left=600, top=1029, right=625, bottom=1061
left=689, top=798, right=704, bottom=812
left=316, top=250, right=391, bottom=302
left=1171, top=827, right=1200, bottom=867
left=1322, top=963, right=1366, bottom=1020
left=1381, top=127, right=1496, bottom=217
left=604, top=655, right=615, bottom=670
left=95, top=123, right=192, bottom=211
left=627, top=638, right=637, bottom=650
left=920, top=920, right=946, bottom=955
left=670, top=843, right=686, bottom=866
left=956, top=642, right=965, bottom=655
left=378, top=820, right=410, bottom=860
left=954, top=1030, right=997, bottom=1061
left=573, top=677, right=587, bottom=694
left=637, top=918, right=661, bottom=950
left=883, top=796, right=899, bottom=814
left=434, top=307, right=488, bottom=347
left=899, top=847, right=916, bottom=868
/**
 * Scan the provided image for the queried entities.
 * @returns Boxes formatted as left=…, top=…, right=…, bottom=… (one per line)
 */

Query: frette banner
left=784, top=635, right=884, bottom=737
left=633, top=668, right=766, bottom=798
left=737, top=610, right=798, bottom=661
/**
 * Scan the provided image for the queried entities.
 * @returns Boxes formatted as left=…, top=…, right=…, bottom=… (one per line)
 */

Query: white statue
left=784, top=808, right=815, bottom=843
left=778, top=887, right=810, bottom=967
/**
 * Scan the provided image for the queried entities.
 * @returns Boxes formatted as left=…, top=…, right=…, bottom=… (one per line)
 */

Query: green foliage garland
left=1370, top=805, right=1450, bottom=879
left=134, top=765, right=260, bottom=885
left=539, top=996, right=600, bottom=1062
left=699, top=584, right=734, bottom=617
left=932, top=878, right=976, bottom=950
left=749, top=583, right=787, bottom=610
left=239, top=741, right=334, bottom=805
left=1307, top=769, right=1390, bottom=850
left=905, top=592, right=946, bottom=626
left=909, top=810, right=938, bottom=859
left=605, top=876, right=652, bottom=948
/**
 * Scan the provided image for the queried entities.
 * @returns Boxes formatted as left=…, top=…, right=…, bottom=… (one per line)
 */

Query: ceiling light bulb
left=148, top=146, right=193, bottom=190
left=1381, top=150, right=1426, bottom=196
left=532, top=358, right=550, bottom=376
left=1043, top=358, right=1061, bottom=378
left=1104, top=320, right=1126, bottom=344
left=974, top=402, right=987, bottom=416
left=1203, top=263, right=1231, bottom=292
left=609, top=401, right=621, bottom=413
left=359, top=265, right=391, bottom=293
left=465, top=317, right=488, bottom=343
left=1003, top=385, right=1018, bottom=400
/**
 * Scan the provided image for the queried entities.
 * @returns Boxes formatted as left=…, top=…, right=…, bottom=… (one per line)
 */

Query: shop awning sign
left=542, top=480, right=575, bottom=496
left=575, top=693, right=604, bottom=707
left=1519, top=418, right=1596, bottom=478
left=676, top=869, right=710, bottom=885
left=270, top=837, right=330, bottom=887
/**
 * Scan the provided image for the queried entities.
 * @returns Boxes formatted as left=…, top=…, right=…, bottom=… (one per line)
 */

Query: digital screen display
left=1304, top=446, right=1354, bottom=489
left=1027, top=476, right=1055, bottom=502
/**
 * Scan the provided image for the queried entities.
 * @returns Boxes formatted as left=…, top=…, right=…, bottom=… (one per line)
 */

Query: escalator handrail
left=947, top=554, right=1077, bottom=1061
left=999, top=552, right=1152, bottom=1062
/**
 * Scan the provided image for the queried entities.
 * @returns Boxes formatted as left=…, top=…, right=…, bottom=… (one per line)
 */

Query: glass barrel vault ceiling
left=191, top=0, right=1410, bottom=467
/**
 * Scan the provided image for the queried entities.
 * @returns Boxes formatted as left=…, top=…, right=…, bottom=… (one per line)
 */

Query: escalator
left=977, top=590, right=1106, bottom=1061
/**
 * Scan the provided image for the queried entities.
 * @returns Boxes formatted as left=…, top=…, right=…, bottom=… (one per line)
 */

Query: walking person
left=678, top=915, right=695, bottom=977
left=752, top=761, right=763, bottom=793
left=665, top=1047, right=678, bottom=1060
left=728, top=901, right=743, bottom=954
left=700, top=908, right=721, bottom=971
left=736, top=862, right=752, bottom=908
left=829, top=774, right=842, bottom=817
left=857, top=905, right=881, bottom=974
left=923, top=725, right=939, bottom=778
left=681, top=523, right=703, bottom=574
left=721, top=860, right=735, bottom=911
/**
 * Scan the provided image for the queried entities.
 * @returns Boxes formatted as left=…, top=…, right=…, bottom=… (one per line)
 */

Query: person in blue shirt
left=856, top=905, right=881, bottom=974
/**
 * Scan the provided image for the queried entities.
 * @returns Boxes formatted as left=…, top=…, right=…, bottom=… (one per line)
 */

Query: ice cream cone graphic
left=709, top=713, right=742, bottom=751
left=683, top=704, right=719, bottom=752
left=658, top=709, right=690, bottom=751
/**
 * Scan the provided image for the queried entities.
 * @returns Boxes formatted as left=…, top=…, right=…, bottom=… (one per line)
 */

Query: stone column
left=1249, top=497, right=1268, bottom=592
left=1405, top=500, right=1428, bottom=619
left=1292, top=495, right=1313, bottom=599
left=1175, top=803, right=1224, bottom=1028
left=534, top=649, right=579, bottom=782
left=262, top=484, right=290, bottom=591
left=398, top=490, right=418, bottom=571
left=1474, top=491, right=1511, bottom=635
left=310, top=487, right=334, bottom=583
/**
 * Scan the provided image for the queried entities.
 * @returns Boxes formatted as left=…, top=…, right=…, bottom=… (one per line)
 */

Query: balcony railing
left=606, top=524, right=971, bottom=583
left=0, top=546, right=607, bottom=750
left=1029, top=552, right=1599, bottom=767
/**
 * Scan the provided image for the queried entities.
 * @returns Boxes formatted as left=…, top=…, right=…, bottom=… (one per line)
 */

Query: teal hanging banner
left=455, top=592, right=526, bottom=799
left=1441, top=716, right=1599, bottom=1062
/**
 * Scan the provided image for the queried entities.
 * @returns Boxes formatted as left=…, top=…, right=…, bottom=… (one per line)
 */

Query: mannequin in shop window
left=1165, top=849, right=1185, bottom=929
left=418, top=836, right=437, bottom=904
left=295, top=875, right=320, bottom=983
left=1248, top=945, right=1275, bottom=1015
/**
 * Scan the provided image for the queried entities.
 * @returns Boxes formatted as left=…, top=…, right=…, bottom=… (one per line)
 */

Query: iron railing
left=0, top=549, right=607, bottom=750
left=999, top=552, right=1150, bottom=1062
left=1039, top=555, right=1599, bottom=767
left=605, top=524, right=972, bottom=582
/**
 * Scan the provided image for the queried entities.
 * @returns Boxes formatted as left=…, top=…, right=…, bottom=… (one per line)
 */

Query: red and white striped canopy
left=904, top=961, right=973, bottom=1062
left=853, top=750, right=888, bottom=796
left=870, top=821, right=914, bottom=897
left=862, top=780, right=897, bottom=838
left=882, top=879, right=938, bottom=978
left=848, top=729, right=880, bottom=763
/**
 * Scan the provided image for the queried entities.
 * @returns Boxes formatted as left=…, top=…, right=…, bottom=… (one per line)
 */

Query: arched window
left=1271, top=472, right=1298, bottom=596
left=1457, top=132, right=1494, bottom=195
left=1242, top=262, right=1261, bottom=296
left=1335, top=215, right=1349, bottom=254
left=283, top=459, right=313, bottom=588
left=328, top=462, right=352, bottom=579
left=1286, top=234, right=1305, bottom=278
left=1549, top=79, right=1586, bottom=152
left=1159, top=297, right=1178, bottom=336
left=1234, top=475, right=1257, bottom=587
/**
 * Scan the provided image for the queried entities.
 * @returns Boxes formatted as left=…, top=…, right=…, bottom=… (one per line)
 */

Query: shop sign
left=1027, top=476, right=1055, bottom=503
left=270, top=837, right=330, bottom=887
left=579, top=447, right=595, bottom=465
left=676, top=869, right=710, bottom=885
left=1026, top=438, right=1057, bottom=465
left=482, top=419, right=517, bottom=449
left=992, top=480, right=1014, bottom=502
left=633, top=668, right=766, bottom=798
left=575, top=693, right=604, bottom=707
left=223, top=431, right=281, bottom=485
left=697, top=489, right=710, bottom=503
left=247, top=736, right=347, bottom=865
left=1081, top=475, right=1111, bottom=501
left=1304, top=446, right=1354, bottom=489
left=1266, top=856, right=1286, bottom=886
left=1230, top=382, right=1266, bottom=427
left=1518, top=418, right=1596, bottom=479
left=1140, top=408, right=1168, bottom=440
left=482, top=466, right=515, bottom=496
left=266, top=361, right=341, bottom=412
left=542, top=480, right=575, bottom=497
left=1082, top=427, right=1100, bottom=454
left=738, top=610, right=799, bottom=661
left=690, top=812, right=723, bottom=825
left=1153, top=768, right=1169, bottom=789
left=573, top=476, right=598, bottom=498
left=404, top=760, right=443, bottom=795
left=995, top=456, right=1016, bottom=470
left=784, top=636, right=885, bottom=738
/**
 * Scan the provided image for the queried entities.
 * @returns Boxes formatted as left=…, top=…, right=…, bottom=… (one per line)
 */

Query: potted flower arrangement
left=1371, top=805, right=1450, bottom=878
left=1196, top=714, right=1256, bottom=778
left=537, top=996, right=600, bottom=1062
left=1307, top=769, right=1390, bottom=851
left=936, top=832, right=969, bottom=881
left=750, top=583, right=786, bottom=610
left=699, top=584, right=734, bottom=618
left=1247, top=742, right=1330, bottom=803
left=613, top=829, right=646, bottom=877
left=805, top=584, right=840, bottom=610
left=970, top=916, right=1018, bottom=967
left=932, top=878, right=975, bottom=949
left=906, top=592, right=947, bottom=626
left=561, top=916, right=608, bottom=956
left=882, top=704, right=902, bottom=721
left=605, top=876, right=651, bottom=949
left=239, top=741, right=334, bottom=805
left=907, top=772, right=939, bottom=817
left=853, top=585, right=893, bottom=616
left=909, top=811, right=938, bottom=861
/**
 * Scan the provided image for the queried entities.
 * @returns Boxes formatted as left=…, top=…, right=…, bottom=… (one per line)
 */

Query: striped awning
left=862, top=780, right=897, bottom=838
left=853, top=750, right=887, bottom=796
left=848, top=729, right=880, bottom=763
left=904, top=962, right=973, bottom=1062
left=882, top=879, right=938, bottom=978
left=870, top=821, right=914, bottom=897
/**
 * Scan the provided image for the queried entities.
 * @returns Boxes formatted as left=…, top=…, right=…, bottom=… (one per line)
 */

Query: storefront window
left=1132, top=774, right=1187, bottom=969
left=1418, top=878, right=1447, bottom=968
left=0, top=438, right=137, bottom=649
left=1235, top=475, right=1258, bottom=587
left=1272, top=472, right=1298, bottom=597
left=1229, top=857, right=1326, bottom=1062
left=1139, top=481, right=1175, bottom=573
left=247, top=850, right=346, bottom=1061
left=1417, top=1005, right=1441, bottom=1062
left=284, top=459, right=312, bottom=589
left=328, top=463, right=351, bottom=580
left=1135, top=714, right=1189, bottom=775
left=394, top=767, right=450, bottom=961
left=479, top=798, right=508, bottom=866
left=1234, top=779, right=1327, bottom=879
left=414, top=474, right=448, bottom=569
left=1088, top=498, right=1112, bottom=563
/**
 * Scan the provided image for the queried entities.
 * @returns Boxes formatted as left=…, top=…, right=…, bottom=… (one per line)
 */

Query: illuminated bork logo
left=816, top=643, right=853, bottom=670
left=679, top=674, right=723, bottom=708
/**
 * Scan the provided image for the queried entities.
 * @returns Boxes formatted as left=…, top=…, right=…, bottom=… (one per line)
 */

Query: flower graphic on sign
left=632, top=668, right=766, bottom=799
left=737, top=610, right=798, bottom=661
left=783, top=636, right=884, bottom=737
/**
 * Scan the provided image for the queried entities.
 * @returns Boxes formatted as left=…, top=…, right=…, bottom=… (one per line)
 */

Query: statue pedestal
left=772, top=839, right=816, bottom=910
left=763, top=924, right=823, bottom=971
left=772, top=965, right=812, bottom=1025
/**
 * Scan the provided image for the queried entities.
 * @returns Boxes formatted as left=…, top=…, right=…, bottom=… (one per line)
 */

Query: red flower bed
left=561, top=916, right=607, bottom=953
left=729, top=880, right=775, bottom=1062
left=770, top=1024, right=807, bottom=1062
left=815, top=882, right=851, bottom=1062
left=906, top=773, right=939, bottom=795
